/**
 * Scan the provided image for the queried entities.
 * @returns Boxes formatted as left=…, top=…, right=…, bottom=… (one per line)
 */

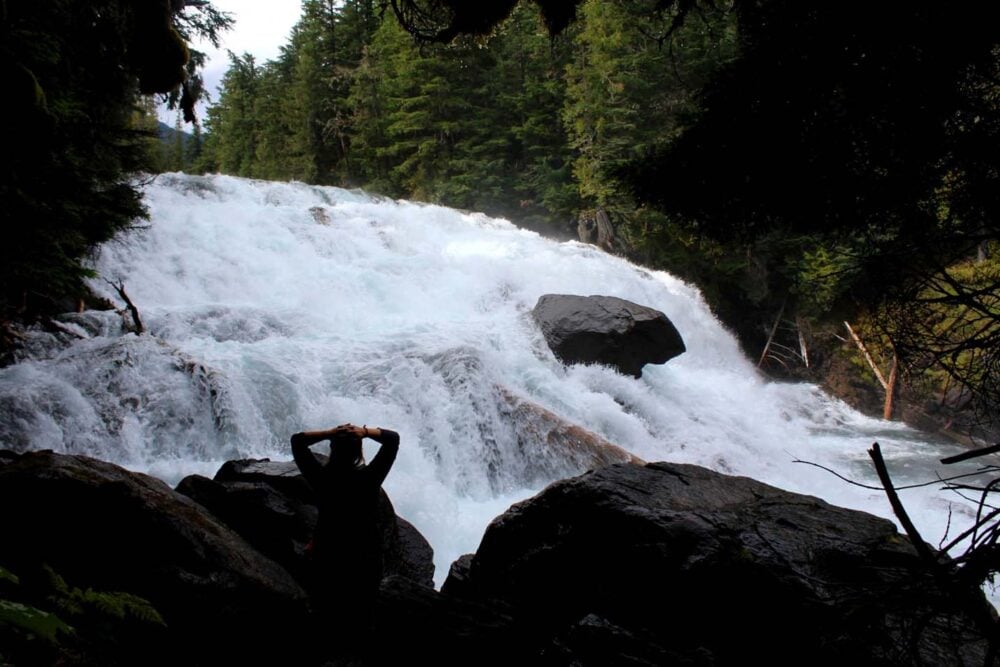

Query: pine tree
left=204, top=52, right=261, bottom=176
left=134, top=95, right=166, bottom=172
left=489, top=3, right=579, bottom=227
left=253, top=54, right=311, bottom=180
left=348, top=17, right=410, bottom=194
left=561, top=0, right=737, bottom=256
left=185, top=121, right=204, bottom=169
left=168, top=111, right=186, bottom=171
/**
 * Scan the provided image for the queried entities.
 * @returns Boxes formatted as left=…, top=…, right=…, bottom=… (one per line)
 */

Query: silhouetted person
left=291, top=423, right=400, bottom=661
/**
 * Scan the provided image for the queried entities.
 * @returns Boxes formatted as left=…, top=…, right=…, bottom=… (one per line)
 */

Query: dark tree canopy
left=624, top=2, right=1000, bottom=245
left=387, top=0, right=584, bottom=41
left=0, top=0, right=230, bottom=324
left=618, top=2, right=999, bottom=423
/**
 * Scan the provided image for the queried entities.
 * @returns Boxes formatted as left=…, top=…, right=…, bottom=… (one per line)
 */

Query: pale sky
left=161, top=0, right=304, bottom=124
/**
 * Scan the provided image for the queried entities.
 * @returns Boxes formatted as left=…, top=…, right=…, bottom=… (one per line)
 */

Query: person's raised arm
left=363, top=426, right=399, bottom=486
left=291, top=428, right=337, bottom=489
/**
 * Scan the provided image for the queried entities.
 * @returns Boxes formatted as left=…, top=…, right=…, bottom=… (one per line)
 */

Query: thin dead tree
left=844, top=321, right=899, bottom=419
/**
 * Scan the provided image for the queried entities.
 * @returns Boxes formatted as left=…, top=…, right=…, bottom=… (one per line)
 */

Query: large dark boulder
left=176, top=457, right=435, bottom=588
left=0, top=450, right=309, bottom=665
left=531, top=294, right=685, bottom=377
left=372, top=575, right=526, bottom=665
left=446, top=462, right=992, bottom=665
left=174, top=465, right=318, bottom=585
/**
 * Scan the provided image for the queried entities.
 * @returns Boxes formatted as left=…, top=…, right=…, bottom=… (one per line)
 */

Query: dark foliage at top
left=0, top=0, right=229, bottom=323
left=386, top=0, right=714, bottom=42
left=624, top=2, right=999, bottom=245
left=387, top=0, right=583, bottom=41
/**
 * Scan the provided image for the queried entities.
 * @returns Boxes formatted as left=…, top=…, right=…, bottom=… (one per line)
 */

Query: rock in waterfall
left=531, top=294, right=685, bottom=377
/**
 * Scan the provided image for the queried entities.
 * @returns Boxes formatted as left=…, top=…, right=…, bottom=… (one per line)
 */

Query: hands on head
left=330, top=423, right=381, bottom=438
left=294, top=423, right=381, bottom=447
left=332, top=423, right=366, bottom=438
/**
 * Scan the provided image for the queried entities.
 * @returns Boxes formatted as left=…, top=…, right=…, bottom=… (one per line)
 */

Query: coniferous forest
left=2, top=0, right=999, bottom=432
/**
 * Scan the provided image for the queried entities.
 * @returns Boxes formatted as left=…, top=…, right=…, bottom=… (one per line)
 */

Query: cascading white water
left=0, top=173, right=984, bottom=588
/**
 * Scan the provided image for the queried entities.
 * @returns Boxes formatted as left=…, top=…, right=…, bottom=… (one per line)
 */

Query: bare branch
left=793, top=459, right=999, bottom=491
left=942, top=443, right=1000, bottom=465
left=868, top=442, right=939, bottom=567
left=104, top=279, right=145, bottom=334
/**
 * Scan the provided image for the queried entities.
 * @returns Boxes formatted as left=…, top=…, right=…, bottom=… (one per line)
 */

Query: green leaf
left=0, top=567, right=20, bottom=586
left=0, top=599, right=74, bottom=643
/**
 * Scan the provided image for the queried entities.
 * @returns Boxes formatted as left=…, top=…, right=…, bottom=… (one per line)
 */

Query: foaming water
left=0, top=174, right=983, bottom=587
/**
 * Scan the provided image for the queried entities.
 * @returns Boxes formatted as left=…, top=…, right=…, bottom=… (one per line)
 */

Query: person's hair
left=327, top=431, right=364, bottom=467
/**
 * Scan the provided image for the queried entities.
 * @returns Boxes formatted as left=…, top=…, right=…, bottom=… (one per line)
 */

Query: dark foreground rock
left=176, top=457, right=434, bottom=588
left=4, top=451, right=993, bottom=666
left=0, top=450, right=310, bottom=665
left=532, top=294, right=685, bottom=377
left=372, top=575, right=525, bottom=665
left=446, top=462, right=993, bottom=666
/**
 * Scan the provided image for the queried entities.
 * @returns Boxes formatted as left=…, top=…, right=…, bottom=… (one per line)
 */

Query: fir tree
left=489, top=3, right=579, bottom=227
left=204, top=52, right=261, bottom=176
left=1, top=0, right=231, bottom=322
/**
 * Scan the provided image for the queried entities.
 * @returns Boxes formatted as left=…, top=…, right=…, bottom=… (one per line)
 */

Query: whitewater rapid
left=0, top=174, right=983, bottom=587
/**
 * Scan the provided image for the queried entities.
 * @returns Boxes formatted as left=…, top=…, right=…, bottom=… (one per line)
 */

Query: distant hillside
left=154, top=120, right=203, bottom=173
left=158, top=121, right=193, bottom=147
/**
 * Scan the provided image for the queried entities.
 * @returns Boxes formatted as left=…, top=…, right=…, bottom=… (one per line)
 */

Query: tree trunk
left=883, top=354, right=898, bottom=420
left=757, top=299, right=786, bottom=368
left=844, top=321, right=888, bottom=390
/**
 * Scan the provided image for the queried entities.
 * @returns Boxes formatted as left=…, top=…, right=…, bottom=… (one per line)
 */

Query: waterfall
left=0, top=173, right=976, bottom=586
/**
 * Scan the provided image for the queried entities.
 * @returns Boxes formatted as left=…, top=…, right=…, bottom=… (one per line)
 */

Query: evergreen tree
left=348, top=16, right=412, bottom=194
left=286, top=0, right=342, bottom=183
left=203, top=52, right=261, bottom=176
left=201, top=0, right=381, bottom=185
left=351, top=15, right=511, bottom=210
left=489, top=3, right=579, bottom=227
left=168, top=111, right=186, bottom=171
left=134, top=95, right=167, bottom=172
left=564, top=0, right=735, bottom=213
left=415, top=39, right=506, bottom=210
left=1, top=0, right=230, bottom=322
left=283, top=0, right=379, bottom=184
left=253, top=54, right=311, bottom=180
left=185, top=120, right=204, bottom=169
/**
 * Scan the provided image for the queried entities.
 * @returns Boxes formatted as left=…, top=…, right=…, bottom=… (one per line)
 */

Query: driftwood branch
left=49, top=320, right=88, bottom=340
left=804, top=446, right=1000, bottom=661
left=941, top=443, right=1000, bottom=465
left=105, top=279, right=144, bottom=334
